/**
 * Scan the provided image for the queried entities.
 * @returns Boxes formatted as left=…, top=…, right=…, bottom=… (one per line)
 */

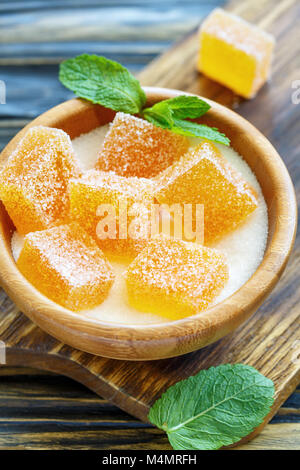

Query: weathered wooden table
left=0, top=0, right=299, bottom=450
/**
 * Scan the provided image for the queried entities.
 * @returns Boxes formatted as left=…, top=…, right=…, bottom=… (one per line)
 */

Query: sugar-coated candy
left=198, top=8, right=275, bottom=98
left=17, top=223, right=115, bottom=311
left=0, top=126, right=81, bottom=234
left=69, top=169, right=154, bottom=260
left=96, top=112, right=189, bottom=178
left=154, top=141, right=258, bottom=243
left=125, top=236, right=228, bottom=320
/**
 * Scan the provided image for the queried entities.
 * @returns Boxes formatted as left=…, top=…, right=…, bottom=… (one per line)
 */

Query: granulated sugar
left=11, top=125, right=268, bottom=324
left=72, top=125, right=110, bottom=170
left=11, top=231, right=24, bottom=261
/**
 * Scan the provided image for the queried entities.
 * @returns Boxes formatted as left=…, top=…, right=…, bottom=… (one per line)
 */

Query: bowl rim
left=0, top=86, right=297, bottom=359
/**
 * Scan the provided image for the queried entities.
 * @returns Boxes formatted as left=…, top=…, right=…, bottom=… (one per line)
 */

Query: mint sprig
left=142, top=98, right=230, bottom=145
left=143, top=101, right=174, bottom=130
left=59, top=54, right=146, bottom=114
left=148, top=364, right=274, bottom=450
left=59, top=54, right=230, bottom=145
left=172, top=118, right=230, bottom=146
left=150, top=95, right=211, bottom=120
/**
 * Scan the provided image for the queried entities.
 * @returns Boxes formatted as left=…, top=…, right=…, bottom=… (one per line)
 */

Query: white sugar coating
left=0, top=126, right=81, bottom=234
left=11, top=125, right=268, bottom=325
left=95, top=112, right=189, bottom=178
left=22, top=225, right=114, bottom=287
left=72, top=125, right=110, bottom=170
left=72, top=168, right=154, bottom=199
left=11, top=231, right=24, bottom=261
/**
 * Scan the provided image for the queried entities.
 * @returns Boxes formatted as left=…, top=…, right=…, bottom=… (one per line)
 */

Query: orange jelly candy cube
left=69, top=170, right=154, bottom=260
left=154, top=141, right=258, bottom=244
left=95, top=112, right=189, bottom=178
left=198, top=8, right=275, bottom=98
left=0, top=126, right=81, bottom=234
left=17, top=223, right=115, bottom=311
left=125, top=236, right=228, bottom=320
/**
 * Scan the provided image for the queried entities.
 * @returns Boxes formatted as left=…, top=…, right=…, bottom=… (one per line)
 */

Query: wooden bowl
left=0, top=87, right=297, bottom=360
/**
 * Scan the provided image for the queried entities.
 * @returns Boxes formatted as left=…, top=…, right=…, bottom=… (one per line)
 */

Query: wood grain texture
left=0, top=0, right=299, bottom=449
left=0, top=368, right=298, bottom=450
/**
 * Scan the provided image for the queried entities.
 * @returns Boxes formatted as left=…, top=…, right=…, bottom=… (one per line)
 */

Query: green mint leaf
left=159, top=95, right=211, bottom=119
left=59, top=54, right=146, bottom=114
left=143, top=101, right=174, bottom=129
left=142, top=95, right=229, bottom=144
left=148, top=364, right=274, bottom=450
left=172, top=117, right=230, bottom=146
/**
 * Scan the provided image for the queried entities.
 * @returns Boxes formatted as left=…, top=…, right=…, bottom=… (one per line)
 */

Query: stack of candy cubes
left=0, top=111, right=258, bottom=318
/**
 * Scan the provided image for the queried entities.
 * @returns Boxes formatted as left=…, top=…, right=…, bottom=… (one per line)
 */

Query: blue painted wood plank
left=0, top=1, right=222, bottom=46
left=0, top=1, right=222, bottom=14
left=0, top=41, right=166, bottom=62
left=0, top=66, right=73, bottom=119
left=0, top=0, right=225, bottom=118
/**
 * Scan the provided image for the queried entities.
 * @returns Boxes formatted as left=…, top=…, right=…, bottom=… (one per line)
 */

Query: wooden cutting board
left=0, top=0, right=299, bottom=445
